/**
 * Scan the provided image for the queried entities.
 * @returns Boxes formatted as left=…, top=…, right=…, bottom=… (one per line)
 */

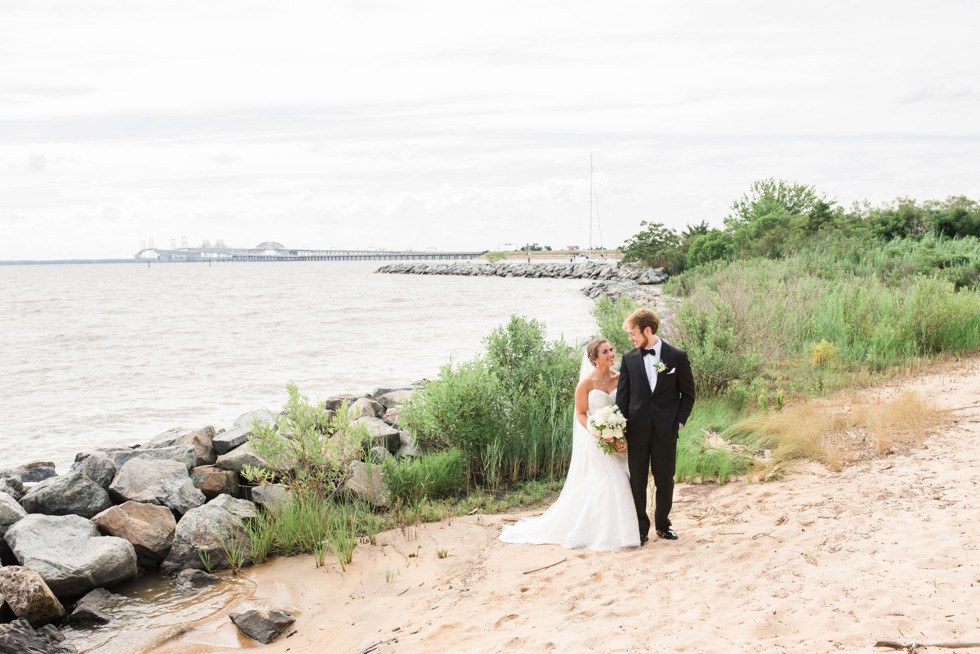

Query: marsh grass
left=726, top=389, right=947, bottom=474
left=674, top=398, right=751, bottom=483
left=667, top=249, right=980, bottom=390
left=244, top=492, right=381, bottom=568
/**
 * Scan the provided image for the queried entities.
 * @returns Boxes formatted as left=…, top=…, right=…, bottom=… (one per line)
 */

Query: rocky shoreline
left=1, top=266, right=671, bottom=651
left=376, top=260, right=668, bottom=304
left=0, top=389, right=415, bottom=651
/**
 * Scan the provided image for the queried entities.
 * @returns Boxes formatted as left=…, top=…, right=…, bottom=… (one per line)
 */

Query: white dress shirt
left=641, top=339, right=662, bottom=394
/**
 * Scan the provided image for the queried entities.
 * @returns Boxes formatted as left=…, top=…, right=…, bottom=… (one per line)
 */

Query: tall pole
left=589, top=154, right=594, bottom=259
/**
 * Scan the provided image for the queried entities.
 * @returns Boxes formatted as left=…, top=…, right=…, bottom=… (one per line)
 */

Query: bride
left=499, top=338, right=640, bottom=550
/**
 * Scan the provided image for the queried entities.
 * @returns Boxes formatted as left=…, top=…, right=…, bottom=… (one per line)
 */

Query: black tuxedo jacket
left=616, top=341, right=696, bottom=444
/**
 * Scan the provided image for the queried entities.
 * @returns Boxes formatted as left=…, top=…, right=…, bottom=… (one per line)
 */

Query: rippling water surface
left=0, top=260, right=596, bottom=471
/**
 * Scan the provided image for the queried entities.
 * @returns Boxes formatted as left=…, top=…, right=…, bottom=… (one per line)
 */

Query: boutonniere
left=656, top=361, right=667, bottom=374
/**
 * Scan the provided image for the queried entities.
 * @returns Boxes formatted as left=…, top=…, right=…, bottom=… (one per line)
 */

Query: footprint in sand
left=493, top=614, right=520, bottom=629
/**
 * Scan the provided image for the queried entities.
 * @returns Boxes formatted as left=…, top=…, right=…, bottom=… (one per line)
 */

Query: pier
left=135, top=242, right=484, bottom=263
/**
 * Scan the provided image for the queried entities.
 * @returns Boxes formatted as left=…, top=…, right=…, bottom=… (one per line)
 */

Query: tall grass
left=245, top=493, right=381, bottom=568
left=725, top=390, right=946, bottom=475
left=383, top=448, right=465, bottom=505
left=674, top=398, right=751, bottom=483
left=665, top=248, right=980, bottom=396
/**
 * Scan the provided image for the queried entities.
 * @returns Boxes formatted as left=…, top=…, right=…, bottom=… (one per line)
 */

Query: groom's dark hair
left=624, top=308, right=660, bottom=335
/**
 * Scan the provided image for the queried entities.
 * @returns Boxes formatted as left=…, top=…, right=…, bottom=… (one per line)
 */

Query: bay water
left=0, top=260, right=597, bottom=472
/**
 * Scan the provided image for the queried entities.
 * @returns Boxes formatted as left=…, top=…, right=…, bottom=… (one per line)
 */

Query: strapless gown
left=499, top=389, right=640, bottom=550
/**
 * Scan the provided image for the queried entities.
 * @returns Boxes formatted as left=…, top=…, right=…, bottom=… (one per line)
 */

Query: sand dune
left=153, top=359, right=980, bottom=654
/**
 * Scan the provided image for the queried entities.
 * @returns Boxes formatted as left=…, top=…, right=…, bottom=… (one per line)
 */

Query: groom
left=616, top=308, right=696, bottom=544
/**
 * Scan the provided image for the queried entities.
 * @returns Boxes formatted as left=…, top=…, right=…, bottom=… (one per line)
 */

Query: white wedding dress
left=499, top=388, right=640, bottom=550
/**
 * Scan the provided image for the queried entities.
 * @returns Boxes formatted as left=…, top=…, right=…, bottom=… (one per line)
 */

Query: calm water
left=0, top=260, right=597, bottom=472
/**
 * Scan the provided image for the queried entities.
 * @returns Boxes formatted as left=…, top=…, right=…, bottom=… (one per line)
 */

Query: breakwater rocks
left=0, top=388, right=416, bottom=648
left=377, top=260, right=668, bottom=284
left=377, top=261, right=668, bottom=305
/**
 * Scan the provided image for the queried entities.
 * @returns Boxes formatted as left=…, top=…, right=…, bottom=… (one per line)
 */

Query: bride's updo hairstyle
left=586, top=338, right=610, bottom=365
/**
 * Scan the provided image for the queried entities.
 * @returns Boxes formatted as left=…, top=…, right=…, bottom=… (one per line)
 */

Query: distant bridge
left=134, top=246, right=485, bottom=263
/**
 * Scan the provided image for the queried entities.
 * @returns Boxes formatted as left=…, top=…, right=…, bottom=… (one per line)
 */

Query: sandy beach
left=151, top=358, right=980, bottom=654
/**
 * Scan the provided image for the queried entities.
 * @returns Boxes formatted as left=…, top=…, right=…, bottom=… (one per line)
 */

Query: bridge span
left=134, top=245, right=484, bottom=263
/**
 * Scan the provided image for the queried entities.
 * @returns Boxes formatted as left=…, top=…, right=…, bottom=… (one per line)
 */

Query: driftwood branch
left=874, top=641, right=980, bottom=651
left=523, top=557, right=568, bottom=575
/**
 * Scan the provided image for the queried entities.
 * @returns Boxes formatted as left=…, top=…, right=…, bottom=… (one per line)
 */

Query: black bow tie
left=641, top=348, right=657, bottom=357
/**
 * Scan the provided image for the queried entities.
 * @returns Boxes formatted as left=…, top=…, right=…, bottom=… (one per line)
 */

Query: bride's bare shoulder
left=576, top=376, right=597, bottom=393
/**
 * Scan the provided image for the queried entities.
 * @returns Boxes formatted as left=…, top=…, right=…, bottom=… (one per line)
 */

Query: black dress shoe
left=640, top=535, right=649, bottom=546
left=655, top=528, right=678, bottom=540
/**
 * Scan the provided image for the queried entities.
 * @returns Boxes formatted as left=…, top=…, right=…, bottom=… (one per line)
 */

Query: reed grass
left=725, top=389, right=947, bottom=474
left=674, top=398, right=751, bottom=483
left=244, top=492, right=381, bottom=568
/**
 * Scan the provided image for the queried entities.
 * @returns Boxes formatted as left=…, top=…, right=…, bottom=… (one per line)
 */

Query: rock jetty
left=0, top=388, right=417, bottom=648
left=376, top=261, right=668, bottom=305
left=377, top=260, right=668, bottom=284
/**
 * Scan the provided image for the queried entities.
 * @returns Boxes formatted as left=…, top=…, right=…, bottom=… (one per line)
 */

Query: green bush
left=670, top=296, right=765, bottom=396
left=401, top=316, right=578, bottom=489
left=243, top=384, right=369, bottom=498
left=590, top=293, right=637, bottom=357
left=400, top=360, right=506, bottom=480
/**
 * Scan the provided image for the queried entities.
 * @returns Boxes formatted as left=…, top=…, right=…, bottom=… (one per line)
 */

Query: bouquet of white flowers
left=587, top=404, right=628, bottom=455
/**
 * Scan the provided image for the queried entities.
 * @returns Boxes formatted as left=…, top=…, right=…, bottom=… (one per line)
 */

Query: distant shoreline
left=0, top=259, right=142, bottom=266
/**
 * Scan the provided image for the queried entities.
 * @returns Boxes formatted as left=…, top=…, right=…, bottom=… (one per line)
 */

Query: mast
left=589, top=155, right=604, bottom=258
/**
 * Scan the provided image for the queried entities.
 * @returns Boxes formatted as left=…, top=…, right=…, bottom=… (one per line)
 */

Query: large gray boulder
left=343, top=461, right=390, bottom=508
left=10, top=462, right=57, bottom=484
left=0, top=491, right=27, bottom=527
left=0, top=566, right=65, bottom=626
left=108, top=445, right=198, bottom=471
left=91, top=501, right=176, bottom=567
left=160, top=502, right=252, bottom=575
left=234, top=409, right=276, bottom=433
left=173, top=427, right=217, bottom=467
left=211, top=410, right=276, bottom=456
left=69, top=452, right=116, bottom=489
left=0, top=619, right=76, bottom=654
left=377, top=389, right=414, bottom=409
left=250, top=485, right=289, bottom=512
left=352, top=416, right=401, bottom=454
left=207, top=494, right=258, bottom=521
left=108, top=458, right=205, bottom=516
left=348, top=397, right=384, bottom=419
left=322, top=393, right=362, bottom=412
left=212, top=426, right=248, bottom=456
left=214, top=442, right=268, bottom=475
left=143, top=427, right=185, bottom=448
left=19, top=472, right=112, bottom=519
left=4, top=514, right=137, bottom=598
left=0, top=471, right=24, bottom=501
left=190, top=465, right=240, bottom=500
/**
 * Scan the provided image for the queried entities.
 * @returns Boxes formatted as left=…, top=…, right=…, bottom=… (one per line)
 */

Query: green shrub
left=669, top=296, right=765, bottom=396
left=400, top=360, right=507, bottom=482
left=243, top=384, right=370, bottom=498
left=401, top=316, right=578, bottom=489
left=590, top=293, right=637, bottom=357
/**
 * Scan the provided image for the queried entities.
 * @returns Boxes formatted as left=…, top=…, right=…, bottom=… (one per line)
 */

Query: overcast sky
left=1, top=0, right=978, bottom=260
